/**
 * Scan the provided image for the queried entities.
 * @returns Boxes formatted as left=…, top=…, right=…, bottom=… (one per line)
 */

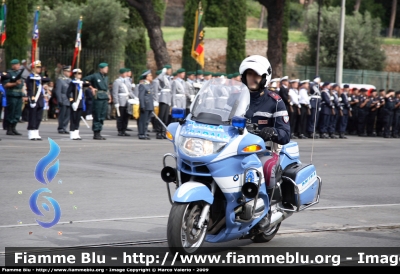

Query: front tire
left=167, top=202, right=208, bottom=255
left=251, top=222, right=281, bottom=243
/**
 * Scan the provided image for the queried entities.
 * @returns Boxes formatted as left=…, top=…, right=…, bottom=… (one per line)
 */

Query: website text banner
left=5, top=247, right=400, bottom=267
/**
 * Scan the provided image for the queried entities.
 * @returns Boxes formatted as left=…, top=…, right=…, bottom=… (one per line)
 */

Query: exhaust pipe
left=161, top=166, right=176, bottom=183
left=268, top=210, right=293, bottom=229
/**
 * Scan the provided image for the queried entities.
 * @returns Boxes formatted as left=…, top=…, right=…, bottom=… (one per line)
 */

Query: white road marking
left=1, top=203, right=399, bottom=228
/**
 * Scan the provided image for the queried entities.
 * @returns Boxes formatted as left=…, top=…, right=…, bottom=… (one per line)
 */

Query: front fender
left=173, top=182, right=214, bottom=204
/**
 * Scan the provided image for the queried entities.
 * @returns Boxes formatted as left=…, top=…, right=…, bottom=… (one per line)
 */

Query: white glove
left=153, top=101, right=159, bottom=107
left=72, top=102, right=78, bottom=111
left=30, top=103, right=36, bottom=108
left=190, top=95, right=195, bottom=102
left=128, top=98, right=139, bottom=105
left=114, top=103, right=120, bottom=109
left=162, top=68, right=167, bottom=74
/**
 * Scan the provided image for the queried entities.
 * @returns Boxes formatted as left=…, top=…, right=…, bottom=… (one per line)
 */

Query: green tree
left=330, top=0, right=386, bottom=26
left=282, top=0, right=290, bottom=66
left=119, top=0, right=147, bottom=83
left=4, top=0, right=29, bottom=65
left=36, top=0, right=128, bottom=80
left=204, top=0, right=228, bottom=27
left=126, top=0, right=170, bottom=69
left=296, top=4, right=386, bottom=71
left=182, top=0, right=207, bottom=71
left=226, top=0, right=246, bottom=74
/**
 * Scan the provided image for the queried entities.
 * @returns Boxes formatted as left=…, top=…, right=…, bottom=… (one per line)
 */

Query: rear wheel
left=167, top=202, right=208, bottom=255
left=251, top=222, right=281, bottom=243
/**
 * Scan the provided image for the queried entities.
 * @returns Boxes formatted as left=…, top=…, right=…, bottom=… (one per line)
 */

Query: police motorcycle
left=161, top=78, right=322, bottom=255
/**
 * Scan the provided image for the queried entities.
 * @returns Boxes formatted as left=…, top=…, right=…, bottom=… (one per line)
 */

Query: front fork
left=163, top=153, right=215, bottom=229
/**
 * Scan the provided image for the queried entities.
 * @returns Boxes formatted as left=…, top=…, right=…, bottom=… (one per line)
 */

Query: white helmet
left=239, top=55, right=272, bottom=88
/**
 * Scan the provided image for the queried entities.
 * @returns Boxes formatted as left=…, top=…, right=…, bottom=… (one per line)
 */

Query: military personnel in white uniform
left=298, top=79, right=310, bottom=139
left=288, top=79, right=300, bottom=139
left=185, top=71, right=197, bottom=115
left=171, top=68, right=187, bottom=112
left=55, top=66, right=72, bottom=133
left=112, top=68, right=136, bottom=136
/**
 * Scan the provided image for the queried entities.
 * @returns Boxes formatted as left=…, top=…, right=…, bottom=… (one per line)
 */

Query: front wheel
left=167, top=202, right=208, bottom=255
left=251, top=222, right=281, bottom=243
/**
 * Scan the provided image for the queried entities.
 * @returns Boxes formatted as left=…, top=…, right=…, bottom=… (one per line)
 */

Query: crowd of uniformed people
left=1, top=58, right=399, bottom=141
left=273, top=76, right=400, bottom=139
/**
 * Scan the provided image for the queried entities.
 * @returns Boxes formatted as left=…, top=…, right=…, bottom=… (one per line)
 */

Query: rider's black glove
left=259, top=127, right=278, bottom=142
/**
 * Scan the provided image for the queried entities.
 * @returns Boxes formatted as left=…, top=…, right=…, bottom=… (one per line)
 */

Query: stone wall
left=147, top=39, right=400, bottom=73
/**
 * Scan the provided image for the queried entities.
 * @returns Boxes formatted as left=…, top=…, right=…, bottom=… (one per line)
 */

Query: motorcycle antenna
left=310, top=86, right=320, bottom=164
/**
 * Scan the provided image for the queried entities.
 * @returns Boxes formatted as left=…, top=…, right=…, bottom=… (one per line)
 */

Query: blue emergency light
left=231, top=116, right=247, bottom=129
left=171, top=108, right=186, bottom=119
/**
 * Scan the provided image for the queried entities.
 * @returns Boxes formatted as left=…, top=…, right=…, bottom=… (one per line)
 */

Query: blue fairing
left=167, top=122, right=179, bottom=140
left=280, top=141, right=301, bottom=169
left=173, top=182, right=214, bottom=204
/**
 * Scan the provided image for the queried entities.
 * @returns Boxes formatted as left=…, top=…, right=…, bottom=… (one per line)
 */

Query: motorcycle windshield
left=190, top=78, right=250, bottom=125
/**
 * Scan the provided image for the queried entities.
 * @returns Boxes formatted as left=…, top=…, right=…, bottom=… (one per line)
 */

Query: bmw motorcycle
left=161, top=78, right=322, bottom=255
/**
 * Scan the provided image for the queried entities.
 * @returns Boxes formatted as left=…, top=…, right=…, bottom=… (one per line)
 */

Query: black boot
left=339, top=133, right=347, bottom=139
left=329, top=133, right=339, bottom=139
left=6, top=125, right=15, bottom=135
left=320, top=133, right=329, bottom=139
left=123, top=130, right=130, bottom=136
left=118, top=131, right=124, bottom=136
left=156, top=133, right=163, bottom=139
left=93, top=131, right=101, bottom=140
left=98, top=131, right=106, bottom=140
left=12, top=123, right=22, bottom=135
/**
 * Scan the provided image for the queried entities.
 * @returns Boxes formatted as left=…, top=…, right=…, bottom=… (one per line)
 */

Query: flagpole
left=77, top=16, right=82, bottom=69
left=35, top=6, right=39, bottom=61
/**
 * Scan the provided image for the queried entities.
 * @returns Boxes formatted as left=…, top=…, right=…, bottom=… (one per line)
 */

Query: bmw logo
left=233, top=174, right=239, bottom=181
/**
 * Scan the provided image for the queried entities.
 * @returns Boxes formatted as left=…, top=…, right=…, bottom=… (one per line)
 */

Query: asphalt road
left=1, top=119, right=399, bottom=266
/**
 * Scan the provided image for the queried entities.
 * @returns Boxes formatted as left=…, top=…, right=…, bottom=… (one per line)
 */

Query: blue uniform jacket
left=245, top=89, right=290, bottom=145
left=320, top=89, right=333, bottom=115
left=339, top=93, right=350, bottom=115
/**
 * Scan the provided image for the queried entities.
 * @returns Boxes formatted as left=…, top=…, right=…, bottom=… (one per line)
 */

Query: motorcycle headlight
left=179, top=137, right=227, bottom=157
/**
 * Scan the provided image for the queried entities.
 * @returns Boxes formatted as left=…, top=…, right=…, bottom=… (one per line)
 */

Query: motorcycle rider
left=239, top=55, right=291, bottom=220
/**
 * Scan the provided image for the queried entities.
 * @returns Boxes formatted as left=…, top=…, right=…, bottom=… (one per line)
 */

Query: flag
left=31, top=8, right=40, bottom=65
left=191, top=1, right=204, bottom=68
left=0, top=2, right=6, bottom=46
left=71, top=17, right=82, bottom=71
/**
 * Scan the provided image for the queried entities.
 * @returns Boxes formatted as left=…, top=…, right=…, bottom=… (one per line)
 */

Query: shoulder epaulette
left=268, top=90, right=281, bottom=101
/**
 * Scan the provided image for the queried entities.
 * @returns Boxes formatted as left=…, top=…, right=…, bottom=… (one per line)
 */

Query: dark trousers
left=347, top=108, right=358, bottom=133
left=383, top=111, right=394, bottom=137
left=21, top=102, right=29, bottom=121
left=338, top=114, right=348, bottom=133
left=85, top=89, right=93, bottom=115
left=357, top=110, right=368, bottom=135
left=366, top=111, right=378, bottom=135
left=289, top=106, right=299, bottom=135
left=138, top=110, right=152, bottom=136
left=392, top=112, right=400, bottom=135
left=156, top=103, right=170, bottom=134
left=328, top=111, right=338, bottom=134
left=92, top=99, right=108, bottom=132
left=307, top=108, right=319, bottom=134
left=58, top=104, right=70, bottom=132
left=117, top=106, right=129, bottom=132
left=70, top=108, right=82, bottom=131
left=27, top=105, right=43, bottom=130
left=375, top=111, right=385, bottom=135
left=319, top=113, right=330, bottom=133
left=6, top=96, right=22, bottom=124
left=298, top=104, right=308, bottom=136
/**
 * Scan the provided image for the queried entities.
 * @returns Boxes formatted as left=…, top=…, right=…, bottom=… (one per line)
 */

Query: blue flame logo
left=29, top=138, right=62, bottom=228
